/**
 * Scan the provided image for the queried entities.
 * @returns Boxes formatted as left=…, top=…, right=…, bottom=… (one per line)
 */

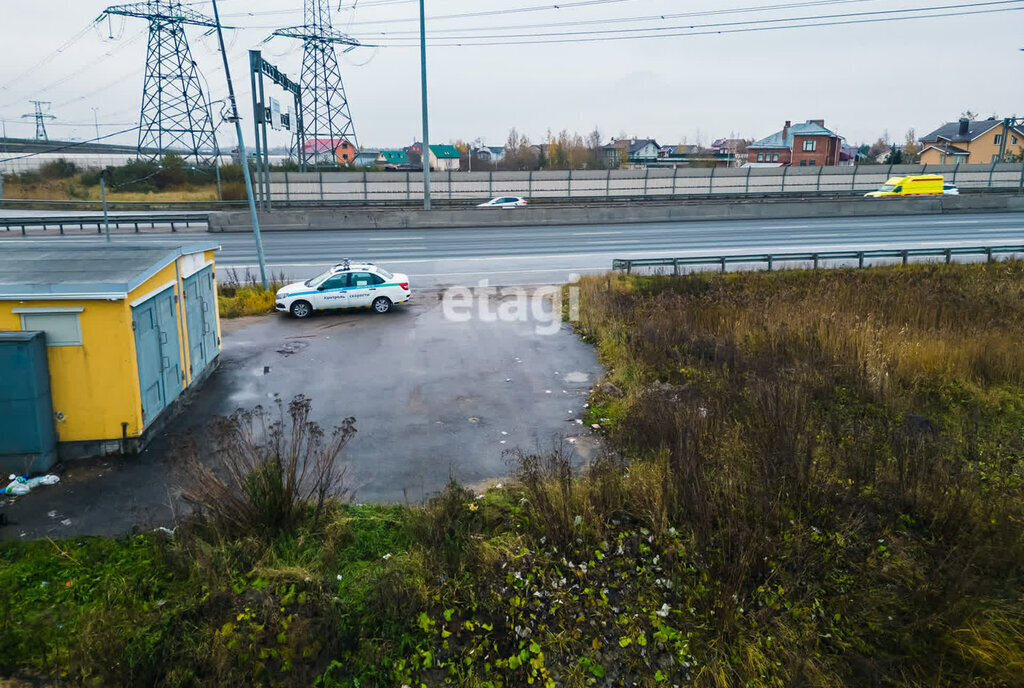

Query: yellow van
left=864, top=174, right=944, bottom=197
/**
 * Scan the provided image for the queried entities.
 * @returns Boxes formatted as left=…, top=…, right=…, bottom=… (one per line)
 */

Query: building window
left=994, top=134, right=1003, bottom=145
left=15, top=307, right=84, bottom=346
left=1013, top=136, right=1019, bottom=145
left=940, top=154, right=947, bottom=164
left=757, top=153, right=763, bottom=162
left=993, top=154, right=1000, bottom=163
left=799, top=160, right=807, bottom=166
left=809, top=160, right=816, bottom=166
left=773, top=153, right=779, bottom=162
left=802, top=140, right=817, bottom=152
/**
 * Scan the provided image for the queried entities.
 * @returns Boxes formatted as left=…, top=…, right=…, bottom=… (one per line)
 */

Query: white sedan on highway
left=477, top=196, right=528, bottom=208
left=275, top=261, right=411, bottom=318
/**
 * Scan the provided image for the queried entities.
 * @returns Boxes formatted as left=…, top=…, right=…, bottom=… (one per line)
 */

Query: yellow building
left=0, top=241, right=220, bottom=464
left=919, top=117, right=1024, bottom=165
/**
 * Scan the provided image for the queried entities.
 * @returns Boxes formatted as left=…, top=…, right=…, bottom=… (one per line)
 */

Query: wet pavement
left=0, top=289, right=603, bottom=540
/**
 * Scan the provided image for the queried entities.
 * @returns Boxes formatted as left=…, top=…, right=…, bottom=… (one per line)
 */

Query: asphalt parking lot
left=1, top=289, right=603, bottom=540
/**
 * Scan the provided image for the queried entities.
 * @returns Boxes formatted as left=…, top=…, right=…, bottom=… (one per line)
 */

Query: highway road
left=3, top=212, right=1023, bottom=286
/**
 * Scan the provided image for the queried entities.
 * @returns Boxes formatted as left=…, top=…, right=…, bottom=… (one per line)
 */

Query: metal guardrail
left=0, top=214, right=208, bottom=235
left=613, top=245, right=1024, bottom=274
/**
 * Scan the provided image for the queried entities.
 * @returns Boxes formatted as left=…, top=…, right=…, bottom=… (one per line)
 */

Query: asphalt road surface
left=3, top=212, right=1023, bottom=287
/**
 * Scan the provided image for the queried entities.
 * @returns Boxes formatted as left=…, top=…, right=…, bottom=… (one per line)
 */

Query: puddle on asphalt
left=562, top=371, right=590, bottom=383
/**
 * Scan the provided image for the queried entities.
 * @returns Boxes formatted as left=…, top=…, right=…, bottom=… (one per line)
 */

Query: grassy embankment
left=2, top=262, right=1024, bottom=687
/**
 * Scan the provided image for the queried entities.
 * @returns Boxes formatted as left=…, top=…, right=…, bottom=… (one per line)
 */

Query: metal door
left=183, top=265, right=219, bottom=378
left=197, top=266, right=219, bottom=362
left=0, top=332, right=57, bottom=474
left=183, top=272, right=207, bottom=379
left=133, top=287, right=183, bottom=425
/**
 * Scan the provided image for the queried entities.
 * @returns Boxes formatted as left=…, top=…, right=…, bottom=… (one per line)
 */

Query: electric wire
left=352, top=0, right=1024, bottom=45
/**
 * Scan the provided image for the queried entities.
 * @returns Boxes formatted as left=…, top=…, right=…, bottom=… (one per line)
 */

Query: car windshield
left=304, top=269, right=334, bottom=288
left=877, top=184, right=896, bottom=192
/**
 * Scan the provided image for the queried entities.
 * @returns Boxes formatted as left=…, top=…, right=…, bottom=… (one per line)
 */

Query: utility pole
left=92, top=107, right=100, bottom=140
left=211, top=0, right=268, bottom=289
left=419, top=0, right=431, bottom=210
left=100, top=169, right=111, bottom=243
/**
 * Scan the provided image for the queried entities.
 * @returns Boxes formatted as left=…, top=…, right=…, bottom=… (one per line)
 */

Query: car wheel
left=372, top=296, right=392, bottom=314
left=290, top=300, right=313, bottom=318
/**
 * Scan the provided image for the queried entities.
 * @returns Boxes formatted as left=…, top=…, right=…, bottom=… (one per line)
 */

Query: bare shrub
left=182, top=395, right=356, bottom=535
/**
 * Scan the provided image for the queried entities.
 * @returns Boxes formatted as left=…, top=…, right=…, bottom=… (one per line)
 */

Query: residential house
left=627, top=138, right=660, bottom=164
left=377, top=149, right=410, bottom=167
left=746, top=120, right=843, bottom=167
left=475, top=146, right=505, bottom=163
left=598, top=142, right=625, bottom=168
left=302, top=138, right=356, bottom=164
left=352, top=149, right=381, bottom=168
left=918, top=117, right=1024, bottom=165
left=839, top=144, right=860, bottom=166
left=428, top=144, right=461, bottom=171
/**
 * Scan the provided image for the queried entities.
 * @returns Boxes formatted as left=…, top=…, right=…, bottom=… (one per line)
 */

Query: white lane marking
left=572, top=230, right=623, bottom=236
left=364, top=247, right=427, bottom=252
left=767, top=225, right=810, bottom=229
left=368, top=236, right=425, bottom=241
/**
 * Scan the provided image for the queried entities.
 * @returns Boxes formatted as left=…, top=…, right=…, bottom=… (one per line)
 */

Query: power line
left=238, top=0, right=641, bottom=28
left=346, top=0, right=883, bottom=34
left=354, top=0, right=1024, bottom=45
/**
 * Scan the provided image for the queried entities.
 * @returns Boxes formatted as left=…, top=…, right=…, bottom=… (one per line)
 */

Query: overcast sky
left=0, top=0, right=1021, bottom=151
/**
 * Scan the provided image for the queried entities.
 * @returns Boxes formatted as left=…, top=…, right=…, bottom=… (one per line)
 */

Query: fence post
left=708, top=166, right=716, bottom=194
left=672, top=166, right=679, bottom=197
left=642, top=166, right=649, bottom=197
left=901, top=250, right=908, bottom=266
left=567, top=168, right=573, bottom=200
left=744, top=165, right=751, bottom=194
left=488, top=170, right=493, bottom=198
left=988, top=160, right=997, bottom=189
left=529, top=170, right=534, bottom=198
left=606, top=168, right=612, bottom=198
left=816, top=165, right=824, bottom=192
left=720, top=256, right=726, bottom=272
left=850, top=164, right=858, bottom=192
left=766, top=255, right=773, bottom=271
left=858, top=252, right=864, bottom=268
left=812, top=254, right=819, bottom=269
left=780, top=166, right=788, bottom=194
left=406, top=171, right=411, bottom=201
left=319, top=171, right=324, bottom=202
left=284, top=170, right=290, bottom=202
left=945, top=248, right=952, bottom=264
left=448, top=168, right=452, bottom=200
left=626, top=260, right=632, bottom=275
left=672, top=259, right=679, bottom=276
left=952, top=162, right=960, bottom=185
left=986, top=247, right=993, bottom=263
left=363, top=171, right=369, bottom=201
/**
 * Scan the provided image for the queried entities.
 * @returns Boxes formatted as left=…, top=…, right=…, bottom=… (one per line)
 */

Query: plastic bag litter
left=3, top=474, right=60, bottom=496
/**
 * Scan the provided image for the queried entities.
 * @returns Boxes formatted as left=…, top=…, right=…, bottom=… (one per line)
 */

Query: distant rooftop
left=0, top=242, right=219, bottom=300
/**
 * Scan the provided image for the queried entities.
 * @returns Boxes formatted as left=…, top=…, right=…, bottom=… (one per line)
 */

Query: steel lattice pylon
left=102, top=0, right=220, bottom=163
left=274, top=0, right=359, bottom=167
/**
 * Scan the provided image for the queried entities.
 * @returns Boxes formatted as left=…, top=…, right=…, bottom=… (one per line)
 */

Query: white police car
left=275, top=261, right=411, bottom=318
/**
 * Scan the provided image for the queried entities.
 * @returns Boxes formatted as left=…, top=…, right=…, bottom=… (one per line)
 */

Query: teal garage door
left=132, top=286, right=183, bottom=426
left=182, top=266, right=218, bottom=379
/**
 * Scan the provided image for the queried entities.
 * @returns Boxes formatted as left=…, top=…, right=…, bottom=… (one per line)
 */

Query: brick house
left=747, top=120, right=843, bottom=167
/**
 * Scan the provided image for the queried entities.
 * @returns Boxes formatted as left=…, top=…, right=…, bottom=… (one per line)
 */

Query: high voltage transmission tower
left=101, top=0, right=220, bottom=163
left=22, top=101, right=56, bottom=141
left=273, top=0, right=360, bottom=167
